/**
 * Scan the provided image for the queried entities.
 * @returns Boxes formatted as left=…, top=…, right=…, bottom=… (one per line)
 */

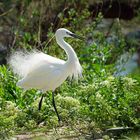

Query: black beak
left=70, top=33, right=85, bottom=40
left=67, top=32, right=85, bottom=40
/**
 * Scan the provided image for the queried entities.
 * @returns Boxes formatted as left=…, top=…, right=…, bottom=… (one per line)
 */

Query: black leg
left=52, top=91, right=61, bottom=122
left=38, top=94, right=44, bottom=110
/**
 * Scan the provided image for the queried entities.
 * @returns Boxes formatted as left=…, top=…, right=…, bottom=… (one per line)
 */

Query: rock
left=126, top=30, right=140, bottom=39
left=0, top=26, right=14, bottom=65
left=88, top=0, right=140, bottom=19
left=125, top=30, right=140, bottom=48
left=105, top=127, right=133, bottom=137
left=114, top=52, right=139, bottom=76
left=106, top=127, right=133, bottom=132
left=0, top=43, right=8, bottom=65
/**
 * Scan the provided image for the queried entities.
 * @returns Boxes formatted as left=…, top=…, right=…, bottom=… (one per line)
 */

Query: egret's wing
left=17, top=62, right=64, bottom=90
left=9, top=51, right=65, bottom=78
left=35, top=52, right=65, bottom=65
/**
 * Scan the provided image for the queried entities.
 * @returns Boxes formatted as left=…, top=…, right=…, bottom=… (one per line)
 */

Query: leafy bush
left=0, top=98, right=17, bottom=139
left=78, top=76, right=140, bottom=128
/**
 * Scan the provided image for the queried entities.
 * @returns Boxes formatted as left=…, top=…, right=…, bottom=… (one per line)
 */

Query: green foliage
left=56, top=94, right=80, bottom=121
left=0, top=98, right=17, bottom=139
left=78, top=76, right=140, bottom=128
left=2, top=61, right=140, bottom=138
left=0, top=66, right=19, bottom=101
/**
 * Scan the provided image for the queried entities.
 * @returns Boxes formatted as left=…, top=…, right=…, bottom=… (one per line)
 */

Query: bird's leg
left=38, top=94, right=44, bottom=110
left=52, top=91, right=61, bottom=122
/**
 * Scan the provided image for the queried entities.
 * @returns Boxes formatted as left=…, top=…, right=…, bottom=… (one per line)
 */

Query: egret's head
left=55, top=28, right=84, bottom=40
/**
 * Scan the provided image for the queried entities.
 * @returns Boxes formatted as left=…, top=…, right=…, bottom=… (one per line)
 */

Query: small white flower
left=96, top=92, right=103, bottom=99
left=107, top=76, right=115, bottom=81
left=123, top=77, right=137, bottom=86
left=101, top=80, right=110, bottom=87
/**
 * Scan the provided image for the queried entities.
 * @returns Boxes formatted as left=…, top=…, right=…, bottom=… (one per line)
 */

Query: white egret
left=10, top=28, right=83, bottom=122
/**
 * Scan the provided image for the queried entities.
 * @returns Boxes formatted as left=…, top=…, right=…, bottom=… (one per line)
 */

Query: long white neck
left=56, top=36, right=78, bottom=63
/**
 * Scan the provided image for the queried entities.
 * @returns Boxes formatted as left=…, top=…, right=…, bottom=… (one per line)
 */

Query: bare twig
left=44, top=34, right=55, bottom=47
left=37, top=1, right=44, bottom=49
left=105, top=19, right=115, bottom=38
left=0, top=7, right=14, bottom=17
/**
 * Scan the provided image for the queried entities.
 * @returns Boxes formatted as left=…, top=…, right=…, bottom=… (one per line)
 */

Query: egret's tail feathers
left=17, top=79, right=29, bottom=91
left=8, top=50, right=42, bottom=78
left=17, top=80, right=23, bottom=87
left=69, top=60, right=82, bottom=80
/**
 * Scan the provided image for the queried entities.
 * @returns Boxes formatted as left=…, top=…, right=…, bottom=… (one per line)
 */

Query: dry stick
left=12, top=35, right=17, bottom=48
left=117, top=0, right=121, bottom=19
left=0, top=7, right=14, bottom=17
left=42, top=34, right=55, bottom=54
left=41, top=4, right=66, bottom=51
left=105, top=19, right=115, bottom=38
left=52, top=0, right=68, bottom=31
left=44, top=35, right=55, bottom=47
left=39, top=2, right=68, bottom=51
left=38, top=19, right=41, bottom=47
left=36, top=1, right=43, bottom=49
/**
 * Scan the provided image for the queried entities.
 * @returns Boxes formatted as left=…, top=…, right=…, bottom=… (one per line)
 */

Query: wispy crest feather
left=9, top=50, right=45, bottom=78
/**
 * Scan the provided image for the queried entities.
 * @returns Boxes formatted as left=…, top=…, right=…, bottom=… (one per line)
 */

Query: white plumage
left=9, top=28, right=82, bottom=92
